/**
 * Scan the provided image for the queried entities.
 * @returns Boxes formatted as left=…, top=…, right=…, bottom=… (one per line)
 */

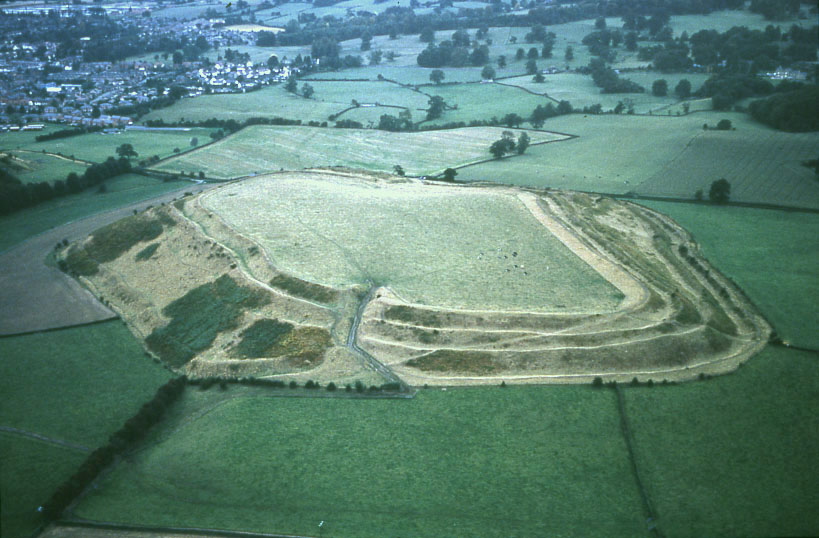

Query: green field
left=624, top=346, right=819, bottom=537
left=0, top=320, right=172, bottom=537
left=458, top=112, right=819, bottom=209
left=422, top=83, right=551, bottom=126
left=638, top=201, right=819, bottom=348
left=0, top=174, right=190, bottom=253
left=154, top=125, right=566, bottom=178
left=2, top=151, right=88, bottom=184
left=0, top=434, right=86, bottom=538
left=203, top=174, right=622, bottom=311
left=2, top=128, right=214, bottom=165
left=73, top=385, right=646, bottom=537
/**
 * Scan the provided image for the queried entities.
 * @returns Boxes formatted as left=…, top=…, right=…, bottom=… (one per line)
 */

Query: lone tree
left=426, top=95, right=446, bottom=121
left=442, top=167, right=457, bottom=181
left=565, top=45, right=574, bottom=61
left=497, top=55, right=506, bottom=68
left=516, top=132, right=530, bottom=154
left=302, top=83, right=314, bottom=98
left=716, top=119, right=732, bottom=130
left=489, top=131, right=516, bottom=159
left=393, top=165, right=405, bottom=176
left=429, top=69, right=445, bottom=84
left=481, top=65, right=496, bottom=80
left=419, top=26, right=435, bottom=43
left=675, top=78, right=691, bottom=99
left=284, top=76, right=298, bottom=93
left=652, top=79, right=668, bottom=97
left=525, top=59, right=538, bottom=75
left=709, top=178, right=731, bottom=204
left=116, top=143, right=138, bottom=159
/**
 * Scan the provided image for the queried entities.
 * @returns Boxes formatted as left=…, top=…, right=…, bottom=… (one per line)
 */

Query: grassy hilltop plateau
left=1, top=1, right=818, bottom=537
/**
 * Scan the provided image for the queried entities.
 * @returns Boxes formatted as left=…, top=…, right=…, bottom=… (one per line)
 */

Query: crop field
left=623, top=346, right=819, bottom=537
left=201, top=173, right=622, bottom=312
left=0, top=174, right=190, bottom=253
left=72, top=384, right=646, bottom=537
left=153, top=125, right=567, bottom=178
left=638, top=201, right=819, bottom=348
left=635, top=116, right=819, bottom=209
left=0, top=320, right=172, bottom=537
left=0, top=434, right=86, bottom=538
left=1, top=150, right=88, bottom=184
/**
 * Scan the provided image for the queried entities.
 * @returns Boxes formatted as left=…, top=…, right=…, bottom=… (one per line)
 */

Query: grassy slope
left=153, top=125, right=565, bottom=178
left=75, top=385, right=645, bottom=537
left=0, top=174, right=189, bottom=253
left=3, top=151, right=88, bottom=185
left=624, top=346, right=819, bottom=537
left=205, top=175, right=622, bottom=311
left=638, top=201, right=819, bottom=348
left=0, top=434, right=86, bottom=538
left=0, top=320, right=171, bottom=447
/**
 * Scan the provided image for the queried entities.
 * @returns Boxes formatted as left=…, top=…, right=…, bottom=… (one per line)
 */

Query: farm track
left=0, top=181, right=213, bottom=335
left=0, top=425, right=90, bottom=452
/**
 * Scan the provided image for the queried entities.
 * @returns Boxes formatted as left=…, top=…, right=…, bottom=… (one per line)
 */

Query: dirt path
left=0, top=182, right=213, bottom=335
left=0, top=425, right=90, bottom=452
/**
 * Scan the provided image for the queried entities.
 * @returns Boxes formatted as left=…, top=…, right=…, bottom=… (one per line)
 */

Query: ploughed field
left=58, top=170, right=769, bottom=385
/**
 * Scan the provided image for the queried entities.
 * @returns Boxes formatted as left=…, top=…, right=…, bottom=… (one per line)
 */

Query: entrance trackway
left=0, top=181, right=213, bottom=335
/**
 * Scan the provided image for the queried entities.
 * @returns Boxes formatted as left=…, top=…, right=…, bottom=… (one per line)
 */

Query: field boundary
left=615, top=385, right=663, bottom=538
left=51, top=520, right=318, bottom=538
left=493, top=80, right=561, bottom=103
left=0, top=426, right=90, bottom=453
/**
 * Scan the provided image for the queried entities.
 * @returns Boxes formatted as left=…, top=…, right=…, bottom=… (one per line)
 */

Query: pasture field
left=0, top=320, right=172, bottom=537
left=1, top=150, right=88, bottom=184
left=624, top=346, right=819, bottom=537
left=0, top=174, right=189, bottom=253
left=202, top=173, right=622, bottom=312
left=0, top=320, right=171, bottom=447
left=0, top=124, right=62, bottom=148
left=0, top=434, right=86, bottom=538
left=638, top=201, right=819, bottom=348
left=422, top=82, right=551, bottom=125
left=141, top=85, right=336, bottom=124
left=73, top=384, right=646, bottom=537
left=458, top=112, right=819, bottom=210
left=299, top=79, right=430, bottom=110
left=203, top=44, right=313, bottom=65
left=153, top=125, right=567, bottom=178
left=635, top=115, right=819, bottom=209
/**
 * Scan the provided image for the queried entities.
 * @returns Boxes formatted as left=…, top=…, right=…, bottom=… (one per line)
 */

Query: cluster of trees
left=695, top=73, right=780, bottom=110
left=0, top=155, right=132, bottom=217
left=587, top=58, right=645, bottom=94
left=749, top=85, right=819, bottom=132
left=489, top=131, right=531, bottom=159
left=651, top=78, right=693, bottom=99
left=417, top=40, right=489, bottom=68
left=749, top=0, right=803, bottom=20
left=41, top=376, right=187, bottom=520
left=34, top=126, right=103, bottom=142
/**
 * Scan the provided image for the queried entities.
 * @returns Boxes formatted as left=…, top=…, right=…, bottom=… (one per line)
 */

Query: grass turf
left=637, top=201, right=819, bottom=348
left=153, top=125, right=566, bottom=179
left=73, top=384, right=646, bottom=537
left=623, top=346, right=819, bottom=537
left=0, top=174, right=189, bottom=253
left=0, top=434, right=86, bottom=538
left=0, top=320, right=172, bottom=448
left=203, top=174, right=623, bottom=312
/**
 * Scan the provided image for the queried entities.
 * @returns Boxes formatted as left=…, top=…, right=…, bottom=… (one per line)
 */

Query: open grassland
left=0, top=434, right=86, bottom=538
left=422, top=83, right=551, bottom=126
left=0, top=125, right=63, bottom=148
left=154, top=125, right=567, bottom=178
left=202, top=173, right=621, bottom=312
left=0, top=174, right=190, bottom=253
left=624, top=346, right=819, bottom=537
left=635, top=114, right=819, bottom=209
left=458, top=112, right=819, bottom=209
left=73, top=385, right=646, bottom=537
left=1, top=150, right=88, bottom=184
left=638, top=201, right=819, bottom=348
left=0, top=321, right=171, bottom=447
